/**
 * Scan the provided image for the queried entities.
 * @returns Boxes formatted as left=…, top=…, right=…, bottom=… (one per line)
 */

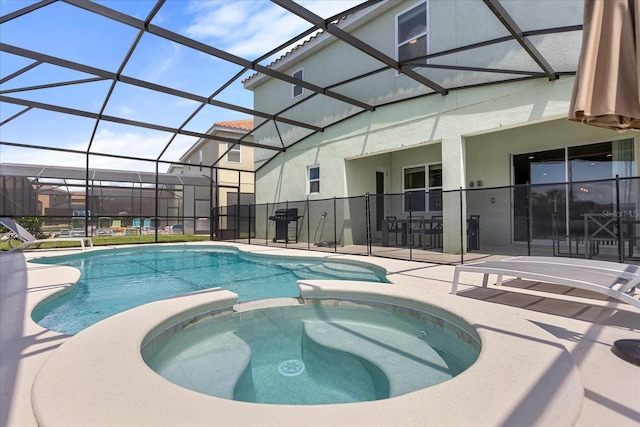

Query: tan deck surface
left=1, top=243, right=639, bottom=426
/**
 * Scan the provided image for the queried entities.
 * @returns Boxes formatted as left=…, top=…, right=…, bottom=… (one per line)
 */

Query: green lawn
left=0, top=234, right=211, bottom=251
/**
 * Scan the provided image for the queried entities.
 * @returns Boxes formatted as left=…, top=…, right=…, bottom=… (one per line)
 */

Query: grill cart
left=269, top=208, right=303, bottom=243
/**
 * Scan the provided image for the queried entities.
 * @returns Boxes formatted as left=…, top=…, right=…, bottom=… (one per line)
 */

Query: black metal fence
left=3, top=175, right=638, bottom=265
left=214, top=176, right=639, bottom=265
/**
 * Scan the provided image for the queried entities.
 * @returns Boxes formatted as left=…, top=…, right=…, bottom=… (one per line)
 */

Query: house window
left=403, top=165, right=425, bottom=212
left=226, top=143, right=241, bottom=163
left=292, top=68, right=303, bottom=98
left=397, top=1, right=427, bottom=63
left=428, top=164, right=443, bottom=211
left=308, top=165, right=320, bottom=194
left=403, top=163, right=441, bottom=212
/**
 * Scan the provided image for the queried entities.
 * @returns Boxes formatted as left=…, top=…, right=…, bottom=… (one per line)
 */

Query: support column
left=441, top=136, right=466, bottom=254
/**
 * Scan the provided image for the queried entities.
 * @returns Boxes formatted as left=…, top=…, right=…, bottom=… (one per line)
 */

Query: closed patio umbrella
left=569, top=0, right=640, bottom=131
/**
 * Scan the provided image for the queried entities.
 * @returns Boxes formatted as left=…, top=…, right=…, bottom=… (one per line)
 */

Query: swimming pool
left=28, top=250, right=585, bottom=426
left=31, top=245, right=388, bottom=335
left=143, top=302, right=480, bottom=405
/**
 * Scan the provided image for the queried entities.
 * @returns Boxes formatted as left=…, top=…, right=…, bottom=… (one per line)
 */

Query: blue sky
left=0, top=0, right=364, bottom=171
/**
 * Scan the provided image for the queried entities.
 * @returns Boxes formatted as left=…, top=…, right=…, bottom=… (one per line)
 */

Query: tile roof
left=242, top=30, right=325, bottom=85
left=213, top=119, right=254, bottom=131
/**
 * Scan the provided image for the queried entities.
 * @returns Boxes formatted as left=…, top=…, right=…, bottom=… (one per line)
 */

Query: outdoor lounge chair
left=0, top=217, right=93, bottom=252
left=451, top=256, right=640, bottom=309
left=69, top=217, right=87, bottom=237
left=97, top=217, right=113, bottom=235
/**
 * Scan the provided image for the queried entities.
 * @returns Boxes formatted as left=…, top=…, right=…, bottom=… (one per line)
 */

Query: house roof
left=242, top=30, right=325, bottom=86
left=214, top=119, right=254, bottom=132
left=241, top=3, right=385, bottom=88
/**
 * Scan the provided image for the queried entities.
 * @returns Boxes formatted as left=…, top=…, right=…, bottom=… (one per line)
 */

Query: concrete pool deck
left=1, top=242, right=639, bottom=426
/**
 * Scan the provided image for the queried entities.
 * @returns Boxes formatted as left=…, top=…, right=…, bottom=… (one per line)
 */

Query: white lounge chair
left=451, top=256, right=640, bottom=309
left=0, top=217, right=93, bottom=252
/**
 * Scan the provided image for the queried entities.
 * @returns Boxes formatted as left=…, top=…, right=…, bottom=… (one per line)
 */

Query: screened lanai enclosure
left=1, top=0, right=638, bottom=263
left=0, top=163, right=216, bottom=237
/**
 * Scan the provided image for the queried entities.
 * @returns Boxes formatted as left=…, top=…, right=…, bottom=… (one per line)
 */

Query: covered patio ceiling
left=0, top=0, right=582, bottom=171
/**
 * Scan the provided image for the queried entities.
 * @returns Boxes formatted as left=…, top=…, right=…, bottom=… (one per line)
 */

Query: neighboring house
left=243, top=0, right=638, bottom=253
left=36, top=185, right=68, bottom=216
left=170, top=119, right=255, bottom=234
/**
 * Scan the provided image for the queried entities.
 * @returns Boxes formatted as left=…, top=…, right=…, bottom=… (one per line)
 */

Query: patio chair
left=0, top=217, right=93, bottom=252
left=551, top=213, right=584, bottom=257
left=583, top=212, right=637, bottom=261
left=408, top=216, right=424, bottom=248
left=451, top=256, right=640, bottom=309
left=386, top=216, right=404, bottom=246
left=422, top=215, right=443, bottom=248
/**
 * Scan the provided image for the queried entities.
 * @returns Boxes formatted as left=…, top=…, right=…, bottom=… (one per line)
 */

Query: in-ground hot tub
left=142, top=301, right=481, bottom=405
left=31, top=276, right=583, bottom=426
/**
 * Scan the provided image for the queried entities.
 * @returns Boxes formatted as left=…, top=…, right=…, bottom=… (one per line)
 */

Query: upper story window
left=308, top=165, right=320, bottom=194
left=397, top=1, right=427, bottom=63
left=226, top=143, right=241, bottom=163
left=292, top=68, right=303, bottom=98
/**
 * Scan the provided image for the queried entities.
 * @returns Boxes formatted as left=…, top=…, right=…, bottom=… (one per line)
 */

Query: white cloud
left=2, top=128, right=191, bottom=173
left=184, top=1, right=366, bottom=59
left=140, top=41, right=182, bottom=82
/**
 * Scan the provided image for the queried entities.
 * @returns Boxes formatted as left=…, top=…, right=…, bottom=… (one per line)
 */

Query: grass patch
left=0, top=234, right=211, bottom=251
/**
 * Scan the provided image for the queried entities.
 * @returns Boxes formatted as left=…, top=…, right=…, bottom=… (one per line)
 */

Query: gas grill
left=268, top=208, right=302, bottom=243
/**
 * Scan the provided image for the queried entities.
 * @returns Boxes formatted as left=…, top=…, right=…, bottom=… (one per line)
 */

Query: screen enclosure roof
left=0, top=0, right=583, bottom=172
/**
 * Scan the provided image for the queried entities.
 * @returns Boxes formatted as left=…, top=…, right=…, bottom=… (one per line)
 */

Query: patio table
left=381, top=217, right=443, bottom=248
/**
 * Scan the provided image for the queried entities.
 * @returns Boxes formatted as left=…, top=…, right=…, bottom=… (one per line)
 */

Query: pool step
left=303, top=320, right=452, bottom=397
left=287, top=263, right=380, bottom=281
left=151, top=331, right=251, bottom=399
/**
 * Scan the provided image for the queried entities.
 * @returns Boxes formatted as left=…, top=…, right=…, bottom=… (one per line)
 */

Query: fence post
left=526, top=181, right=531, bottom=256
left=214, top=206, right=220, bottom=240
left=248, top=203, right=252, bottom=244
left=265, top=202, right=269, bottom=246
left=333, top=197, right=337, bottom=253
left=307, top=198, right=310, bottom=251
left=459, top=187, right=464, bottom=265
left=365, top=193, right=371, bottom=256
left=285, top=200, right=289, bottom=248
left=616, top=175, right=622, bottom=262
left=408, top=192, right=413, bottom=261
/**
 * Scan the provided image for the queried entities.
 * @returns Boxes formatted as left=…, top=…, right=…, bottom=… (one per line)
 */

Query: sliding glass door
left=512, top=139, right=636, bottom=242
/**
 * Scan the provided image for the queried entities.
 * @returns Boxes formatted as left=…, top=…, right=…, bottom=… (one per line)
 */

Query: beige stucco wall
left=256, top=77, right=579, bottom=199
left=255, top=75, right=638, bottom=251
left=248, top=0, right=582, bottom=162
left=247, top=0, right=634, bottom=251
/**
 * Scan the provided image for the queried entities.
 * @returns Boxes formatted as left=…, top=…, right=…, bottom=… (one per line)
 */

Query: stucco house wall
left=245, top=0, right=638, bottom=252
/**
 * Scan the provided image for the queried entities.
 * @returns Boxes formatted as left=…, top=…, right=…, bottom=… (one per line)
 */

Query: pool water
left=143, top=304, right=480, bottom=405
left=31, top=245, right=387, bottom=335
